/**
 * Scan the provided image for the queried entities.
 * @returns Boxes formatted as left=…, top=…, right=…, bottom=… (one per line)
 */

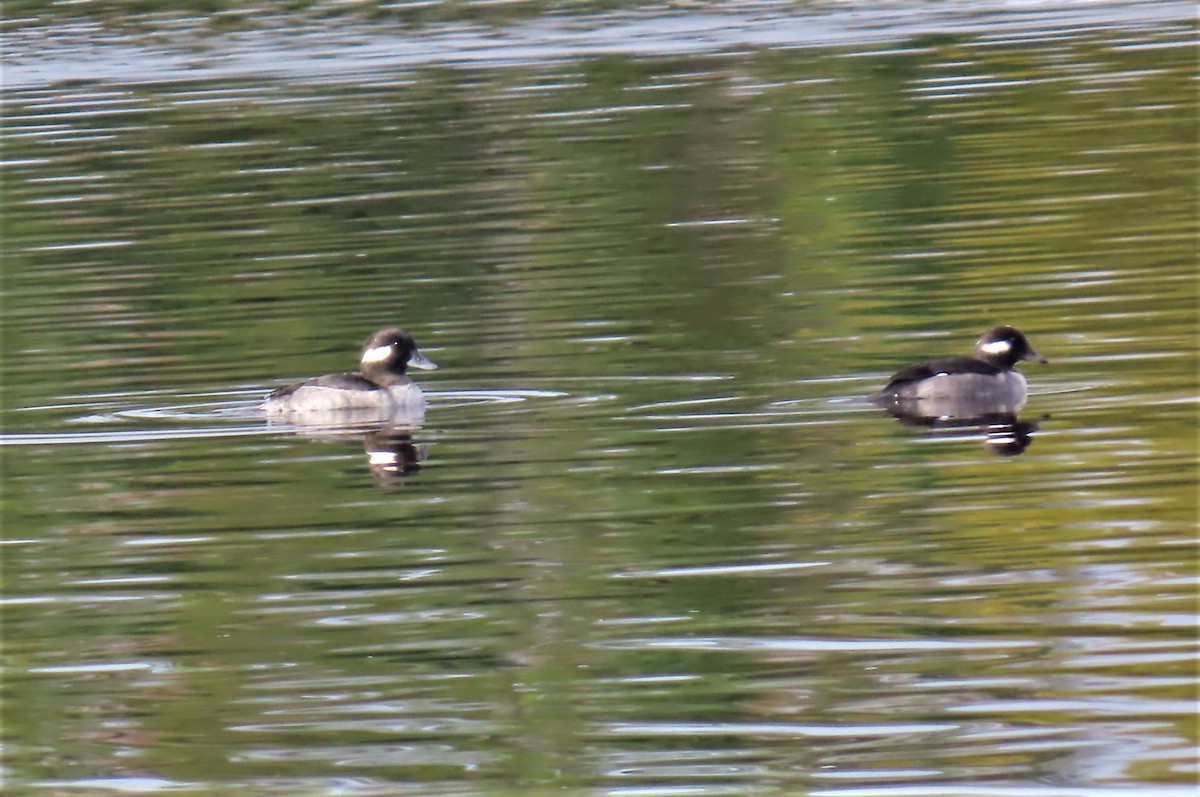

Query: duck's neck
left=975, top=350, right=1019, bottom=370
left=362, top=362, right=408, bottom=387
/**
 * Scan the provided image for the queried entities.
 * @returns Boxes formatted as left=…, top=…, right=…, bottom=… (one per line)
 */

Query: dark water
left=2, top=4, right=1196, bottom=796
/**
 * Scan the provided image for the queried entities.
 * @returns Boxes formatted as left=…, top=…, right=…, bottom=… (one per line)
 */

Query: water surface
left=2, top=4, right=1196, bottom=796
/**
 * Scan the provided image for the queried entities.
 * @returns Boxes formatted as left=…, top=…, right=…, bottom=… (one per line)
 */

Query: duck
left=873, top=325, right=1046, bottom=416
left=262, top=327, right=436, bottom=415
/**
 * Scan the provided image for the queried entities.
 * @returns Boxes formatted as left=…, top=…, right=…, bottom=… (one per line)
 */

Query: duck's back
left=877, top=357, right=998, bottom=396
left=263, top=373, right=389, bottom=412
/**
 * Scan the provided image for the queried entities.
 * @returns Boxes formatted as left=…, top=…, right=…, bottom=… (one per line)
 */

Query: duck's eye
left=362, top=343, right=395, bottom=363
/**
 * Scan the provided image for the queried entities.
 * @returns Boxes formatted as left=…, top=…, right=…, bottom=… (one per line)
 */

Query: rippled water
left=2, top=4, right=1196, bottom=796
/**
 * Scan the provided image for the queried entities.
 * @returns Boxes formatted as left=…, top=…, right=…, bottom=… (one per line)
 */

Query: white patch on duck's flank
left=361, top=344, right=394, bottom=364
left=979, top=339, right=1013, bottom=356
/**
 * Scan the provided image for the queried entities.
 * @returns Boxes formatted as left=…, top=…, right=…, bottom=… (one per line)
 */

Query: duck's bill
left=1023, top=348, right=1048, bottom=364
left=407, top=349, right=438, bottom=370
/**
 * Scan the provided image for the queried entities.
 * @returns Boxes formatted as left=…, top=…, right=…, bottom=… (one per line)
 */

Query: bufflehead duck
left=873, top=326, right=1046, bottom=416
left=262, top=327, right=437, bottom=414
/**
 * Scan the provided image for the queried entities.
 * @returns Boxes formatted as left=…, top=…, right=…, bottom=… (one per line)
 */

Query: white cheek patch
left=361, top=344, right=394, bottom=364
left=980, top=339, right=1013, bottom=356
left=368, top=450, right=398, bottom=467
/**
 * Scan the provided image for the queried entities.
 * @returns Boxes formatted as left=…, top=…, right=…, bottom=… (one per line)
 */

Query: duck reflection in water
left=364, top=426, right=426, bottom=480
left=265, top=410, right=430, bottom=482
left=872, top=326, right=1047, bottom=456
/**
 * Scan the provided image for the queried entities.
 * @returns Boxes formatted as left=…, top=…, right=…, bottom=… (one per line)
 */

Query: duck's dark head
left=359, top=327, right=437, bottom=385
left=974, top=326, right=1046, bottom=369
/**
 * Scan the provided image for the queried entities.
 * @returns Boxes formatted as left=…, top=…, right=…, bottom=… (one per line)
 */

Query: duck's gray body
left=262, top=374, right=426, bottom=414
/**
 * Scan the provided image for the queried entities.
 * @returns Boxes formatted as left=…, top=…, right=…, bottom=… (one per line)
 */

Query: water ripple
left=597, top=721, right=959, bottom=738
left=593, top=637, right=1039, bottom=653
left=0, top=388, right=567, bottom=445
